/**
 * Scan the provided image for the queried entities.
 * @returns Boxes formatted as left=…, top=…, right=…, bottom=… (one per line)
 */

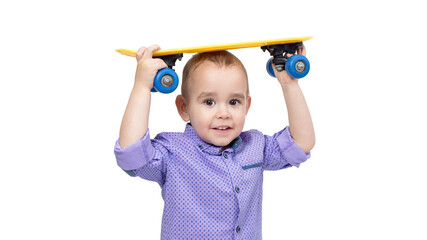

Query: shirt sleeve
left=263, top=126, right=311, bottom=170
left=114, top=130, right=169, bottom=186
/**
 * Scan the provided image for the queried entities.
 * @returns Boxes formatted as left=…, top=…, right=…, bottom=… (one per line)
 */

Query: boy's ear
left=246, top=96, right=251, bottom=115
left=175, top=95, right=190, bottom=122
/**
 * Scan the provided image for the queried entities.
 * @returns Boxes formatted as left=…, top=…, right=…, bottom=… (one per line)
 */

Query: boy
left=114, top=44, right=315, bottom=239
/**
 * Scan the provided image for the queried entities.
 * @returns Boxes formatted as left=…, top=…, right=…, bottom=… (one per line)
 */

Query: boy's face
left=176, top=62, right=251, bottom=147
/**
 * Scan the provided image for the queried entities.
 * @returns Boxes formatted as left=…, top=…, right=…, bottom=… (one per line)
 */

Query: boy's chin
left=212, top=141, right=231, bottom=147
left=208, top=138, right=234, bottom=147
left=196, top=128, right=239, bottom=147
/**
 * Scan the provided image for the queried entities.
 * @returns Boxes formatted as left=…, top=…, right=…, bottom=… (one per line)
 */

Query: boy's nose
left=216, top=105, right=231, bottom=119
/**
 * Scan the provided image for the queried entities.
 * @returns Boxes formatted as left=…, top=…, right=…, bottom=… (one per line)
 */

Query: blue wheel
left=266, top=58, right=276, bottom=78
left=153, top=68, right=179, bottom=94
left=285, top=55, right=310, bottom=79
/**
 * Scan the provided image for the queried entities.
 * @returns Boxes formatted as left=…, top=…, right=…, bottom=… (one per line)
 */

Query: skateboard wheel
left=266, top=58, right=276, bottom=78
left=153, top=68, right=179, bottom=94
left=285, top=55, right=310, bottom=79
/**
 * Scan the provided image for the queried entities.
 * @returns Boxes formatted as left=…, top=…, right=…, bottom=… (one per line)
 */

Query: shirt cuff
left=114, top=130, right=155, bottom=170
left=276, top=127, right=311, bottom=167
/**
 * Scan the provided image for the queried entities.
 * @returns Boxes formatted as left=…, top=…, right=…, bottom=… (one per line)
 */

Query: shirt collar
left=184, top=123, right=242, bottom=155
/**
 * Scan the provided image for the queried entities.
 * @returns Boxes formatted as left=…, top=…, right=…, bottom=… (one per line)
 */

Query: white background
left=1, top=0, right=426, bottom=239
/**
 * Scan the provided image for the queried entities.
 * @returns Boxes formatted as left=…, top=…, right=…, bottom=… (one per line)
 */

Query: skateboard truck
left=261, top=42, right=310, bottom=79
left=152, top=54, right=183, bottom=93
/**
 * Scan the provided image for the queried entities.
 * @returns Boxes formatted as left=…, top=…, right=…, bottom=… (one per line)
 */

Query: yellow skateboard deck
left=116, top=36, right=313, bottom=94
left=116, top=36, right=312, bottom=57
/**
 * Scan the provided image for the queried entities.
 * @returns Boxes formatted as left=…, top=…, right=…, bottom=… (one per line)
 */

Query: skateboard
left=116, top=36, right=312, bottom=93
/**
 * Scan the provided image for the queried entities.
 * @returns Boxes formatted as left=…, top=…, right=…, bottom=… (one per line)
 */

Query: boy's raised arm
left=118, top=45, right=168, bottom=148
left=273, top=45, right=315, bottom=154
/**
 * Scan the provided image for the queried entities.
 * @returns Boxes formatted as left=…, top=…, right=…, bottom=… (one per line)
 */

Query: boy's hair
left=181, top=51, right=249, bottom=99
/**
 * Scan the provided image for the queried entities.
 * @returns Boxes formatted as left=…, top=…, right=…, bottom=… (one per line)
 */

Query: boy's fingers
left=155, top=59, right=168, bottom=69
left=142, top=44, right=161, bottom=59
left=299, top=44, right=306, bottom=56
left=136, top=47, right=146, bottom=61
left=148, top=44, right=161, bottom=52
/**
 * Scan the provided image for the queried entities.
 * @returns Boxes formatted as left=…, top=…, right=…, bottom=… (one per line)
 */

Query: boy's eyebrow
left=197, top=92, right=245, bottom=99
left=197, top=92, right=216, bottom=99
left=230, top=93, right=245, bottom=99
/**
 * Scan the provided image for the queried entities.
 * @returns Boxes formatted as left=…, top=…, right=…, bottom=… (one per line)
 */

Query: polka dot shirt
left=114, top=124, right=310, bottom=239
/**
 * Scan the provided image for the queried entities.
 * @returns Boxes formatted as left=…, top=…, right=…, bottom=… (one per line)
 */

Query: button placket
left=220, top=150, right=244, bottom=236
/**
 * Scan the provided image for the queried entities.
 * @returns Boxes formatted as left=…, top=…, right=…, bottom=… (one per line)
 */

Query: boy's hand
left=134, top=44, right=168, bottom=90
left=273, top=44, right=307, bottom=86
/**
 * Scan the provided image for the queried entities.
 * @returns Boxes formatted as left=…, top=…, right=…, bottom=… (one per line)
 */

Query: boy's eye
left=204, top=99, right=215, bottom=106
left=229, top=99, right=240, bottom=105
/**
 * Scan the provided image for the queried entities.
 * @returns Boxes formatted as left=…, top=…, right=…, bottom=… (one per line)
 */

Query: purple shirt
left=114, top=124, right=310, bottom=239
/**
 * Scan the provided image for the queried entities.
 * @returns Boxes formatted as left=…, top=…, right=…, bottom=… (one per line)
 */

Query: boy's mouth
left=213, top=126, right=232, bottom=134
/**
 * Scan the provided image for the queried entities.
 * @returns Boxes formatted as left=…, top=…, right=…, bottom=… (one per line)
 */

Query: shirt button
left=236, top=226, right=241, bottom=233
left=223, top=153, right=228, bottom=159
left=235, top=186, right=240, bottom=193
left=198, top=144, right=203, bottom=149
